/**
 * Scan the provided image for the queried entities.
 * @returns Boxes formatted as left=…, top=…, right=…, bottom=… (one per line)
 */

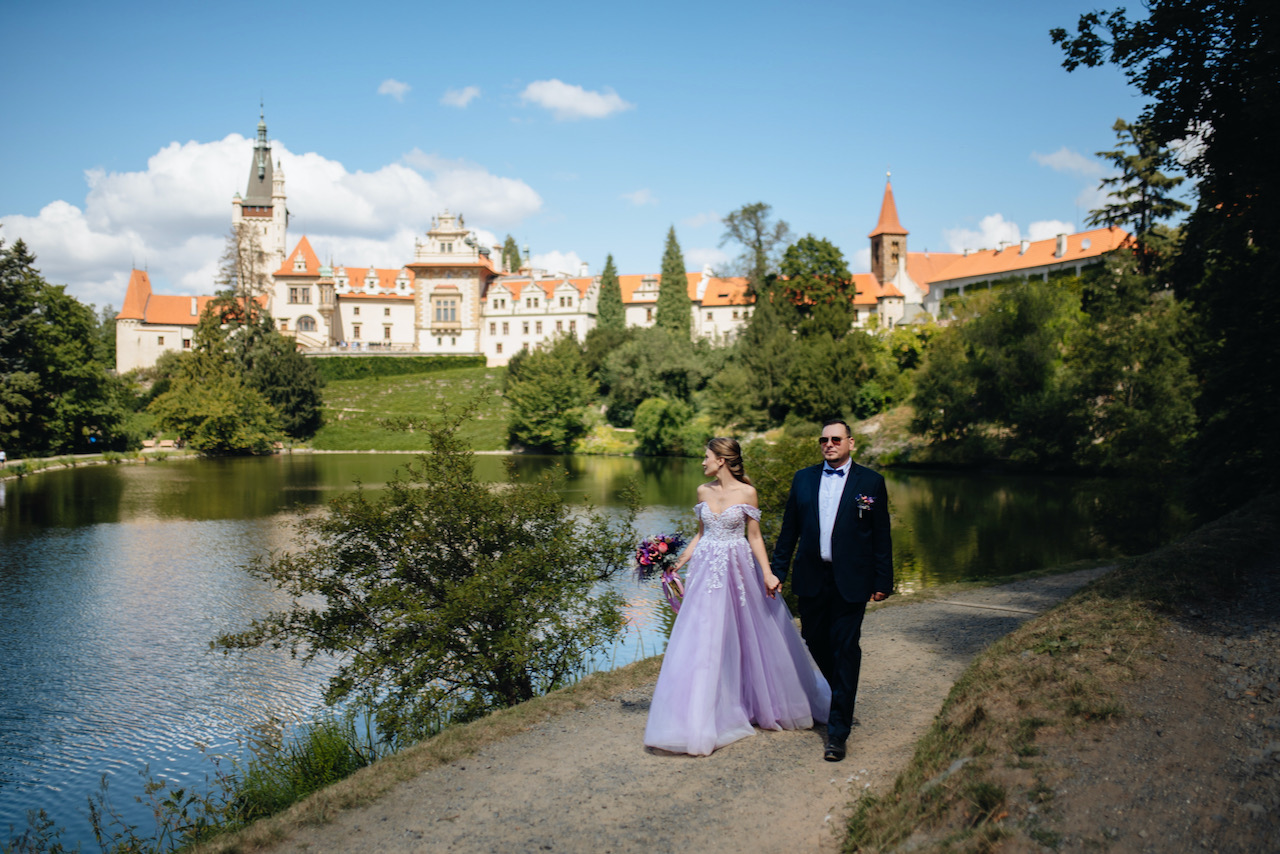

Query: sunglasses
left=817, top=436, right=847, bottom=446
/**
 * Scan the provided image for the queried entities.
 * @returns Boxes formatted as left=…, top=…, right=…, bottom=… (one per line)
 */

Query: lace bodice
left=696, top=502, right=761, bottom=540
left=692, top=503, right=762, bottom=605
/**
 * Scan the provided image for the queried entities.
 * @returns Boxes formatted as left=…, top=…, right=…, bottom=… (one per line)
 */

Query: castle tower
left=230, top=109, right=288, bottom=278
left=869, top=174, right=908, bottom=283
left=405, top=210, right=496, bottom=353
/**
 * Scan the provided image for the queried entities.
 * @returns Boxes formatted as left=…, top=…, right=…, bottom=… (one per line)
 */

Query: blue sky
left=1, top=0, right=1146, bottom=310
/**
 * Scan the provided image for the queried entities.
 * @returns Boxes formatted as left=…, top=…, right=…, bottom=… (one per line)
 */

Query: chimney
left=578, top=261, right=590, bottom=277
left=1054, top=234, right=1068, bottom=258
left=190, top=297, right=198, bottom=316
left=1019, top=239, right=1029, bottom=254
left=963, top=248, right=970, bottom=257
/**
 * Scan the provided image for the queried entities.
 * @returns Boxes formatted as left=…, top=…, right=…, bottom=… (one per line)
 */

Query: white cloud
left=441, top=86, right=480, bottom=108
left=520, top=79, right=634, bottom=121
left=531, top=250, right=586, bottom=278
left=943, top=213, right=1022, bottom=253
left=378, top=79, right=411, bottom=102
left=621, top=188, right=657, bottom=206
left=1027, top=219, right=1075, bottom=241
left=1031, top=146, right=1103, bottom=178
left=685, top=246, right=730, bottom=272
left=682, top=211, right=720, bottom=229
left=1, top=134, right=542, bottom=307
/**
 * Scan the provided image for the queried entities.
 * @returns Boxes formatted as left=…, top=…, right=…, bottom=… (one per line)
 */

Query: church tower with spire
left=231, top=109, right=289, bottom=278
left=869, top=174, right=908, bottom=284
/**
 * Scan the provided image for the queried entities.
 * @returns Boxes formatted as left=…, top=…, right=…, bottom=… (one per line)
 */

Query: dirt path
left=272, top=569, right=1111, bottom=854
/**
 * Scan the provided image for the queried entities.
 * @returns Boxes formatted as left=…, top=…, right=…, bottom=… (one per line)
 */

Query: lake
left=0, top=453, right=1184, bottom=846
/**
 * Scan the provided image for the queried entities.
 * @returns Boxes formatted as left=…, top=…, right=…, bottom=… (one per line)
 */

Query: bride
left=644, top=437, right=830, bottom=756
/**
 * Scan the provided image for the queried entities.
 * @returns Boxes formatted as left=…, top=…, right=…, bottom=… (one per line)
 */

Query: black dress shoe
left=823, top=737, right=847, bottom=762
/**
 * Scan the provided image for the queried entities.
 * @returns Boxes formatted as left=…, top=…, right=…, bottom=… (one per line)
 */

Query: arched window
left=298, top=315, right=317, bottom=332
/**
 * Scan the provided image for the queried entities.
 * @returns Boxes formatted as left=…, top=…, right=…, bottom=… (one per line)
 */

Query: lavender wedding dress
left=643, top=502, right=830, bottom=755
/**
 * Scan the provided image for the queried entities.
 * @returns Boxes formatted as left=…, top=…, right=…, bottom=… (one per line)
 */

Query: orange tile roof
left=904, top=251, right=962, bottom=294
left=117, top=269, right=152, bottom=320
left=487, top=276, right=595, bottom=302
left=851, top=273, right=889, bottom=306
left=274, top=236, right=321, bottom=277
left=921, top=227, right=1130, bottom=285
left=115, top=269, right=226, bottom=325
left=701, top=277, right=750, bottom=306
left=335, top=265, right=416, bottom=295
left=869, top=180, right=908, bottom=237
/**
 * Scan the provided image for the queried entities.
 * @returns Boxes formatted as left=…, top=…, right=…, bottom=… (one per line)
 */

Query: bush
left=310, top=355, right=485, bottom=382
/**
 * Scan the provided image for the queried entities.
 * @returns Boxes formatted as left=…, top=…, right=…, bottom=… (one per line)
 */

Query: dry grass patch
left=843, top=493, right=1280, bottom=853
left=189, top=656, right=663, bottom=854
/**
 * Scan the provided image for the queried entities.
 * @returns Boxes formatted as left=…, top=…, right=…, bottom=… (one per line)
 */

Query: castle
left=115, top=117, right=1127, bottom=373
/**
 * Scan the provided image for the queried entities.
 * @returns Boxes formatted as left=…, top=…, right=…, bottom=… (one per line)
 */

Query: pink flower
left=656, top=541, right=669, bottom=553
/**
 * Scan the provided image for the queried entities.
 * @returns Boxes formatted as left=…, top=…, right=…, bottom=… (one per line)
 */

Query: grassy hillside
left=309, top=366, right=509, bottom=451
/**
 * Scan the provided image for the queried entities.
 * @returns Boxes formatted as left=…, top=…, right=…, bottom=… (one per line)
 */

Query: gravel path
left=273, top=568, right=1112, bottom=854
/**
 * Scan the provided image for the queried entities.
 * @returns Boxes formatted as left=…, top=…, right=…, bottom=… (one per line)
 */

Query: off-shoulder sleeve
left=742, top=505, right=762, bottom=521
left=693, top=501, right=706, bottom=519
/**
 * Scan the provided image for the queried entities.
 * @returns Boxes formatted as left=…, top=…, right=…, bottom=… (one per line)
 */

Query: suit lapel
left=836, top=464, right=864, bottom=521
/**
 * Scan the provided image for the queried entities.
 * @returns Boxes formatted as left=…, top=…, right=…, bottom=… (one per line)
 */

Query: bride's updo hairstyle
left=707, top=437, right=752, bottom=485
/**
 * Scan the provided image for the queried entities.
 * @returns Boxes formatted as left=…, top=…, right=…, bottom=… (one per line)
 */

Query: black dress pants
left=797, top=564, right=867, bottom=743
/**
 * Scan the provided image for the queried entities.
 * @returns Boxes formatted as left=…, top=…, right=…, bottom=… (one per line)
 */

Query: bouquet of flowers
left=634, top=533, right=687, bottom=613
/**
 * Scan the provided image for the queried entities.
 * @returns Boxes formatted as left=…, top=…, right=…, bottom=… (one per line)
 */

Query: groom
left=769, top=419, right=893, bottom=762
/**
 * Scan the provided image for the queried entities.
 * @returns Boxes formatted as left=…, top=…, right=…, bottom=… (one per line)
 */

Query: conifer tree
left=501, top=235, right=522, bottom=272
left=654, top=227, right=691, bottom=336
left=596, top=254, right=624, bottom=330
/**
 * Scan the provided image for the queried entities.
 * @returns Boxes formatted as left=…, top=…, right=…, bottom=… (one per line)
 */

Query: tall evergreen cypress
left=654, top=226, right=691, bottom=336
left=501, top=235, right=522, bottom=272
left=597, top=254, right=624, bottom=330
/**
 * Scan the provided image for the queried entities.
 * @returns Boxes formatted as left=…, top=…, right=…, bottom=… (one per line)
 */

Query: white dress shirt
left=818, top=459, right=851, bottom=562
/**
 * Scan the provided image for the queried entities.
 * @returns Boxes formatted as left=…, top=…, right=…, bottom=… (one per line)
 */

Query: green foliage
left=582, top=325, right=635, bottom=396
left=148, top=346, right=281, bottom=455
left=1052, top=0, right=1280, bottom=508
left=911, top=260, right=1198, bottom=472
left=501, top=235, right=522, bottom=272
left=777, top=234, right=854, bottom=336
left=311, top=354, right=485, bottom=382
left=633, top=397, right=693, bottom=455
left=600, top=327, right=723, bottom=427
left=233, top=714, right=381, bottom=821
left=244, top=333, right=325, bottom=440
left=1086, top=118, right=1189, bottom=274
left=596, top=253, right=625, bottom=331
left=505, top=335, right=595, bottom=451
left=719, top=202, right=793, bottom=293
left=0, top=238, right=135, bottom=457
left=654, top=226, right=691, bottom=336
left=1073, top=257, right=1198, bottom=472
left=216, top=406, right=638, bottom=742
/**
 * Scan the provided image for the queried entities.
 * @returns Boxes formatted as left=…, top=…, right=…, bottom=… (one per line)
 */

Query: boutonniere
left=854, top=494, right=875, bottom=518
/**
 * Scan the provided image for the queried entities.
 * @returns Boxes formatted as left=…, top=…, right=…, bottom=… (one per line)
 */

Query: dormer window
left=293, top=254, right=307, bottom=272
left=441, top=242, right=453, bottom=253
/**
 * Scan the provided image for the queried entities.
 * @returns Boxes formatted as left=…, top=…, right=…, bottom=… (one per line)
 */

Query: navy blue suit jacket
left=769, top=462, right=893, bottom=602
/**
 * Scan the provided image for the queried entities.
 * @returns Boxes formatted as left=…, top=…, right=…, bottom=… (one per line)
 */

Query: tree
left=654, top=227, right=691, bottom=336
left=505, top=335, right=595, bottom=451
left=217, top=407, right=638, bottom=741
left=217, top=224, right=272, bottom=324
left=719, top=202, right=793, bottom=294
left=148, top=345, right=281, bottom=455
left=1052, top=0, right=1280, bottom=506
left=777, top=235, right=855, bottom=338
left=501, top=235, right=522, bottom=272
left=1086, top=119, right=1189, bottom=274
left=244, top=333, right=325, bottom=440
left=600, top=327, right=720, bottom=427
left=596, top=254, right=625, bottom=331
left=1072, top=256, right=1198, bottom=472
left=633, top=397, right=694, bottom=455
left=0, top=237, right=133, bottom=455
